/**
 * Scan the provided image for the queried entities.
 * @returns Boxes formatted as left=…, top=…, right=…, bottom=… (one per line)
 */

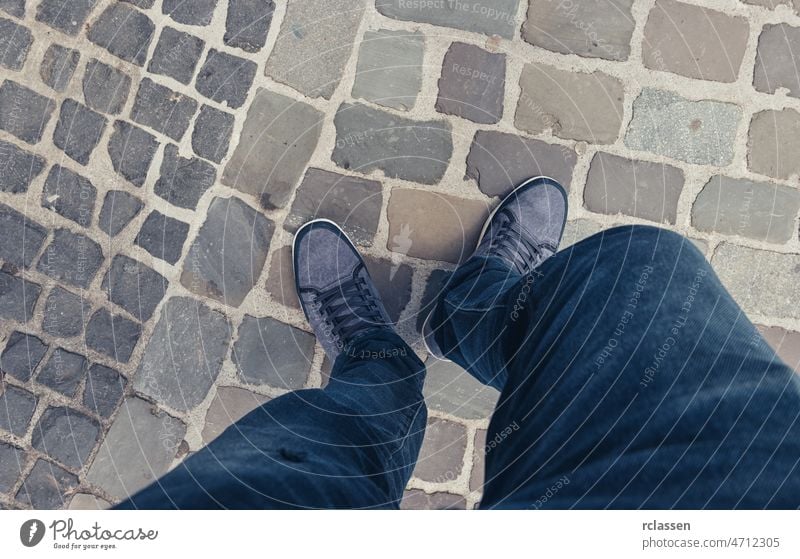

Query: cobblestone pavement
left=1, top=0, right=800, bottom=511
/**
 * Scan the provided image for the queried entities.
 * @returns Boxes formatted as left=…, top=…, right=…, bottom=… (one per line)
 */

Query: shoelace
left=314, top=274, right=384, bottom=341
left=490, top=213, right=545, bottom=275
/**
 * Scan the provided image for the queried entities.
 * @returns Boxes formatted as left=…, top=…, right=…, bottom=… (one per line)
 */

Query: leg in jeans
left=430, top=224, right=800, bottom=508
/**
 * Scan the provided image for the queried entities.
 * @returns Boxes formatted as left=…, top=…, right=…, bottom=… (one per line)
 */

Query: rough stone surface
left=284, top=168, right=383, bottom=245
left=0, top=139, right=46, bottom=193
left=41, top=165, right=97, bottom=226
left=0, top=385, right=37, bottom=436
left=625, top=88, right=741, bottom=166
left=181, top=196, right=274, bottom=307
left=191, top=104, right=234, bottom=163
left=748, top=109, right=800, bottom=180
left=40, top=44, right=80, bottom=92
left=0, top=269, right=40, bottom=322
left=0, top=81, right=56, bottom=144
left=352, top=29, right=424, bottom=111
left=83, top=364, right=126, bottom=418
left=0, top=203, right=47, bottom=268
left=516, top=63, right=624, bottom=144
left=332, top=103, right=453, bottom=184
left=413, top=417, right=468, bottom=483
left=424, top=360, right=499, bottom=420
left=387, top=189, right=488, bottom=264
left=130, top=78, right=198, bottom=141
left=0, top=16, right=32, bottom=70
left=82, top=59, right=131, bottom=115
left=134, top=297, right=231, bottom=411
left=85, top=308, right=141, bottom=363
left=0, top=0, right=24, bottom=18
left=87, top=2, right=155, bottom=66
left=202, top=387, right=269, bottom=444
left=643, top=0, right=749, bottom=82
left=266, top=0, right=365, bottom=99
left=233, top=316, right=315, bottom=390
left=162, top=0, right=217, bottom=26
left=523, top=0, right=635, bottom=61
left=107, top=120, right=159, bottom=187
left=155, top=144, right=217, bottom=210
left=465, top=130, right=577, bottom=198
left=225, top=0, right=274, bottom=53
left=0, top=442, right=25, bottom=493
left=135, top=210, right=190, bottom=265
left=52, top=99, right=107, bottom=165
left=36, top=0, right=98, bottom=36
left=36, top=348, right=87, bottom=398
left=37, top=228, right=104, bottom=289
left=471, top=429, right=486, bottom=493
left=754, top=23, right=800, bottom=98
left=757, top=326, right=800, bottom=374
left=68, top=493, right=110, bottom=510
left=42, top=287, right=88, bottom=338
left=265, top=246, right=298, bottom=309
left=195, top=49, right=257, bottom=109
left=0, top=331, right=48, bottom=382
left=222, top=89, right=323, bottom=209
left=148, top=27, right=205, bottom=85
left=87, top=397, right=185, bottom=500
left=98, top=190, right=143, bottom=237
left=32, top=406, right=100, bottom=469
left=376, top=0, right=520, bottom=39
left=584, top=152, right=685, bottom=224
left=401, top=490, right=466, bottom=510
left=101, top=254, right=167, bottom=322
left=362, top=255, right=414, bottom=323
left=692, top=175, right=800, bottom=244
left=436, top=42, right=505, bottom=124
left=16, top=459, right=77, bottom=508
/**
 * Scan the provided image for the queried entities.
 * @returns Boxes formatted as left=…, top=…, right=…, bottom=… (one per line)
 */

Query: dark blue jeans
left=117, top=225, right=800, bottom=509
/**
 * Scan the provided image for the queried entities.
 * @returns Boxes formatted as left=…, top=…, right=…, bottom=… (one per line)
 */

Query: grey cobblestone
left=0, top=384, right=37, bottom=436
left=135, top=210, right=190, bottom=265
left=36, top=0, right=98, bottom=37
left=101, top=254, right=167, bottom=322
left=0, top=269, right=40, bottom=322
left=37, top=228, right=104, bottom=289
left=0, top=203, right=47, bottom=268
left=87, top=2, right=155, bottom=66
left=82, top=59, right=131, bottom=115
left=148, top=27, right=205, bottom=85
left=41, top=165, right=97, bottom=226
left=39, top=44, right=80, bottom=92
left=202, top=386, right=269, bottom=444
left=0, top=81, right=56, bottom=144
left=130, top=78, right=198, bottom=141
left=42, top=286, right=89, bottom=338
left=225, top=0, right=275, bottom=53
left=748, top=109, right=800, bottom=180
left=0, top=139, right=45, bottom=193
left=162, top=0, right=217, bottom=26
left=191, top=104, right=234, bottom=163
left=98, top=190, right=143, bottom=237
left=36, top=348, right=88, bottom=398
left=436, top=42, right=505, bottom=124
left=85, top=308, right=141, bottom=363
left=0, top=17, right=32, bottom=70
left=423, top=360, right=498, bottom=420
left=0, top=442, right=25, bottom=494
left=83, top=363, right=126, bottom=419
left=195, top=49, right=257, bottom=109
left=107, top=120, right=159, bottom=187
left=754, top=23, right=800, bottom=98
left=16, top=459, right=77, bottom=508
left=401, top=490, right=466, bottom=510
left=53, top=99, right=107, bottom=165
left=0, top=331, right=48, bottom=382
left=412, top=417, right=467, bottom=483
left=154, top=144, right=216, bottom=210
left=375, top=0, right=520, bottom=39
left=0, top=0, right=24, bottom=18
left=32, top=406, right=100, bottom=469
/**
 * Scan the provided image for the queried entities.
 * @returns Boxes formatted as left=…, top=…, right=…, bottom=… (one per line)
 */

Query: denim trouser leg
left=430, top=224, right=800, bottom=508
left=115, top=329, right=426, bottom=509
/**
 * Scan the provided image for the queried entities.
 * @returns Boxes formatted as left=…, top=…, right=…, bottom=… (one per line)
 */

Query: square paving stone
left=87, top=397, right=185, bottom=500
left=0, top=81, right=56, bottom=144
left=107, top=120, right=159, bottom=187
left=465, top=130, right=577, bottom=198
left=266, top=0, right=365, bottom=99
left=643, top=0, right=748, bottom=83
left=134, top=210, right=189, bottom=265
left=584, top=152, right=685, bottom=224
left=16, top=459, right=77, bottom=508
left=412, top=417, right=467, bottom=483
left=148, top=27, right=205, bottom=85
left=0, top=203, right=47, bottom=269
left=195, top=49, right=257, bottom=109
left=85, top=308, right=141, bottom=363
left=0, top=139, right=46, bottom=193
left=748, top=109, right=800, bottom=180
left=181, top=196, right=274, bottom=307
left=401, top=490, right=466, bottom=510
left=52, top=99, right=108, bottom=165
left=98, top=190, right=143, bottom=237
left=284, top=168, right=383, bottom=245
left=754, top=24, right=800, bottom=98
left=692, top=176, right=800, bottom=244
left=625, top=88, right=741, bottom=166
left=162, top=0, right=217, bottom=25
left=83, top=363, right=125, bottom=418
left=436, top=42, right=505, bottom=125
left=154, top=144, right=216, bottom=210
left=222, top=89, right=323, bottom=209
left=41, top=165, right=97, bottom=227
left=0, top=442, right=25, bottom=494
left=0, top=0, right=24, bottom=18
left=523, top=0, right=635, bottom=61
left=352, top=29, right=424, bottom=111
left=376, top=0, right=520, bottom=39
left=101, top=254, right=167, bottom=322
left=134, top=297, right=232, bottom=412
left=516, top=62, right=624, bottom=144
left=32, top=406, right=100, bottom=469
left=225, top=0, right=274, bottom=53
left=37, top=228, right=104, bottom=289
left=40, top=44, right=80, bottom=92
left=332, top=103, right=453, bottom=184
left=0, top=16, right=32, bottom=70
left=233, top=315, right=315, bottom=390
left=0, top=331, right=48, bottom=382
left=130, top=78, right=198, bottom=141
left=36, top=0, right=98, bottom=36
left=87, top=2, right=155, bottom=66
left=0, top=269, right=40, bottom=322
left=202, top=386, right=269, bottom=444
left=0, top=384, right=37, bottom=436
left=192, top=104, right=234, bottom=163
left=42, top=286, right=89, bottom=338
left=387, top=189, right=488, bottom=264
left=82, top=59, right=131, bottom=115
left=423, top=360, right=499, bottom=420
left=36, top=348, right=88, bottom=398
